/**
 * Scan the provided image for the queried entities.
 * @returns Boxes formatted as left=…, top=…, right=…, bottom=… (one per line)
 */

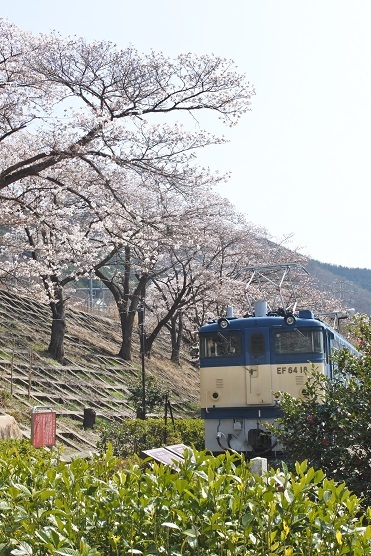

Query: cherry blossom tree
left=143, top=199, right=274, bottom=362
left=0, top=174, right=107, bottom=362
left=0, top=18, right=256, bottom=361
left=91, top=177, right=222, bottom=361
left=0, top=18, right=255, bottom=194
left=1, top=151, right=230, bottom=363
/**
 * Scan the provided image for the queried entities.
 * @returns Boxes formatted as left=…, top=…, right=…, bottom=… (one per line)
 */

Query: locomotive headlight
left=218, top=317, right=229, bottom=329
left=209, top=390, right=220, bottom=402
left=284, top=314, right=296, bottom=326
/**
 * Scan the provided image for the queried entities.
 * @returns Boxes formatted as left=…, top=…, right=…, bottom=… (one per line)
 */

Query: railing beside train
left=198, top=263, right=358, bottom=456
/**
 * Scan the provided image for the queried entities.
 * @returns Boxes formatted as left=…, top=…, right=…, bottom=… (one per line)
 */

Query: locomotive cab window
left=273, top=328, right=324, bottom=354
left=201, top=332, right=242, bottom=358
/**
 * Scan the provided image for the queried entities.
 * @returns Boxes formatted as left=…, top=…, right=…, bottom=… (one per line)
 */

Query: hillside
left=0, top=289, right=200, bottom=457
left=306, top=260, right=371, bottom=315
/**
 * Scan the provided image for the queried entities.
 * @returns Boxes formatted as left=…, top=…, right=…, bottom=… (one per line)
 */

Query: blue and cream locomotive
left=199, top=298, right=357, bottom=456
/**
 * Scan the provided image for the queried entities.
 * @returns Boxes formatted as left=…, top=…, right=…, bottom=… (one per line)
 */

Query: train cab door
left=244, top=328, right=273, bottom=405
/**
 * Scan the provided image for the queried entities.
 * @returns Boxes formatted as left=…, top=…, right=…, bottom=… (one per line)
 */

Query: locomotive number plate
left=276, top=366, right=309, bottom=374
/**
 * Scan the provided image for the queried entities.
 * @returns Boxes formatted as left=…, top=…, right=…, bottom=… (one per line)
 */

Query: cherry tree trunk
left=170, top=312, right=183, bottom=365
left=47, top=289, right=66, bottom=364
left=95, top=252, right=148, bottom=361
left=117, top=310, right=136, bottom=361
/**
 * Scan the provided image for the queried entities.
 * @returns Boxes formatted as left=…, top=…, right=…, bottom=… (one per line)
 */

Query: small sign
left=141, top=447, right=184, bottom=469
left=141, top=444, right=193, bottom=469
left=31, top=406, right=56, bottom=448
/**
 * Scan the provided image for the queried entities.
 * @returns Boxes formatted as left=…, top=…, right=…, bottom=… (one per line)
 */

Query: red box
left=31, top=410, right=56, bottom=448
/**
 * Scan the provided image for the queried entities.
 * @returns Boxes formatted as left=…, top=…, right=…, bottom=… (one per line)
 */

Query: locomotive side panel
left=200, top=366, right=246, bottom=408
left=201, top=361, right=327, bottom=416
left=200, top=364, right=274, bottom=409
left=200, top=362, right=325, bottom=413
left=271, top=363, right=325, bottom=399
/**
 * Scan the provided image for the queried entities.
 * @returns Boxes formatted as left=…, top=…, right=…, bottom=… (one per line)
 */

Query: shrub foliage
left=271, top=314, right=371, bottom=507
left=97, top=417, right=205, bottom=458
left=0, top=440, right=371, bottom=554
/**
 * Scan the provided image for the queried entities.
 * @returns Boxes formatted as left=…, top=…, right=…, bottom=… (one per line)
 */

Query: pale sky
left=3, top=0, right=371, bottom=269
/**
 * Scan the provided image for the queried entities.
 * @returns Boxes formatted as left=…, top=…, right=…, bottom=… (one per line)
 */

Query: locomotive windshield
left=273, top=328, right=323, bottom=355
left=201, top=332, right=242, bottom=358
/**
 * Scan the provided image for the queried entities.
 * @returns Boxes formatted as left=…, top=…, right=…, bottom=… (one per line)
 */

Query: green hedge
left=97, top=418, right=205, bottom=458
left=0, top=440, right=371, bottom=554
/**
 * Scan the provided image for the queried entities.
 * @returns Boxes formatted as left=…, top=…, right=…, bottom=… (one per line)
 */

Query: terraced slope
left=0, top=289, right=200, bottom=456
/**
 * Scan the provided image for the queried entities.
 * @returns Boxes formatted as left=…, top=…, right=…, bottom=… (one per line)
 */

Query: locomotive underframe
left=204, top=415, right=283, bottom=457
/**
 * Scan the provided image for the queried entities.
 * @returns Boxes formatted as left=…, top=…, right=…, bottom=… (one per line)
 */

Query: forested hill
left=306, top=259, right=371, bottom=315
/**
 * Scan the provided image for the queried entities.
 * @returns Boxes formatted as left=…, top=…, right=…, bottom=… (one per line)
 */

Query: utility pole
left=89, top=270, right=94, bottom=311
left=138, top=301, right=146, bottom=419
